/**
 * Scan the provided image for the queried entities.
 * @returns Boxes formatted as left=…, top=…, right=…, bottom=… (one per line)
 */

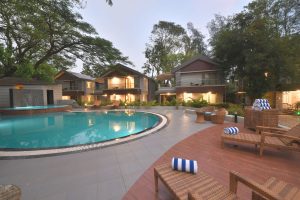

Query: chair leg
left=259, top=146, right=264, bottom=156
left=154, top=170, right=159, bottom=193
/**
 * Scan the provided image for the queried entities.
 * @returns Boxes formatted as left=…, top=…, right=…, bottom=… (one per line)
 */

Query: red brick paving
left=123, top=123, right=300, bottom=200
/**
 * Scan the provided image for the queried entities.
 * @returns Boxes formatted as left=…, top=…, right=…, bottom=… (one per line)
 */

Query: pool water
left=0, top=111, right=160, bottom=149
left=1, top=105, right=67, bottom=110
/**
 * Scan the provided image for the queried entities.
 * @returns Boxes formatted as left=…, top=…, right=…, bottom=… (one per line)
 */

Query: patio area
left=124, top=122, right=300, bottom=199
left=0, top=108, right=299, bottom=200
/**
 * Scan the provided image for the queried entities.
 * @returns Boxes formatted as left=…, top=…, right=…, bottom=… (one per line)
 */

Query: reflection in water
left=0, top=111, right=159, bottom=149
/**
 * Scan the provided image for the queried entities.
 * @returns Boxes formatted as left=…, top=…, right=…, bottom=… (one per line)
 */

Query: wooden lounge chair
left=0, top=185, right=21, bottom=200
left=252, top=176, right=300, bottom=200
left=154, top=163, right=281, bottom=200
left=221, top=124, right=300, bottom=156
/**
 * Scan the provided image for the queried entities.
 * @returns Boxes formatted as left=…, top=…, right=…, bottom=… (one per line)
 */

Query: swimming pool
left=0, top=111, right=162, bottom=150
left=0, top=105, right=71, bottom=115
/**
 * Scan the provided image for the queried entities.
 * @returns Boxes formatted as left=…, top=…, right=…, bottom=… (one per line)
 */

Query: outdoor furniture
left=211, top=108, right=227, bottom=124
left=244, top=108, right=279, bottom=130
left=252, top=177, right=300, bottom=200
left=195, top=111, right=205, bottom=123
left=154, top=163, right=281, bottom=200
left=0, top=185, right=21, bottom=200
left=221, top=124, right=300, bottom=156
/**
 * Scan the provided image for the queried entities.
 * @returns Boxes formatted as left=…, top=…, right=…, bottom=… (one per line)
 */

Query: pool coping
left=0, top=110, right=168, bottom=159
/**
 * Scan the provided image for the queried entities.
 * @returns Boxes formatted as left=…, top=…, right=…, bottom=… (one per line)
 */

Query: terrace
left=0, top=107, right=299, bottom=200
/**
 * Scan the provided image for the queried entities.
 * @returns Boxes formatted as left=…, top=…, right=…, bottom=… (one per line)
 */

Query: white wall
left=0, top=84, right=62, bottom=107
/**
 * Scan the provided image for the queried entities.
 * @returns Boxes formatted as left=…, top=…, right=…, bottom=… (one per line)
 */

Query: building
left=55, top=70, right=98, bottom=104
left=100, top=64, right=155, bottom=103
left=0, top=77, right=62, bottom=107
left=156, top=55, right=225, bottom=104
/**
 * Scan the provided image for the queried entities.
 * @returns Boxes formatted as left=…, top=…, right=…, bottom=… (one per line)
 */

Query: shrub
left=227, top=103, right=244, bottom=116
left=189, top=99, right=208, bottom=108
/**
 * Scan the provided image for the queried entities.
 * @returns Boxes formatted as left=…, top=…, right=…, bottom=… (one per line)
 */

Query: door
left=47, top=90, right=54, bottom=105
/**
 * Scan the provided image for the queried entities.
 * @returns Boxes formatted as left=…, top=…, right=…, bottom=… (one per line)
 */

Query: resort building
left=100, top=64, right=156, bottom=103
left=55, top=70, right=98, bottom=104
left=0, top=77, right=62, bottom=107
left=156, top=55, right=225, bottom=104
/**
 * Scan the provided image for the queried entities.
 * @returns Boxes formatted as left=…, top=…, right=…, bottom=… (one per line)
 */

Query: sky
left=74, top=0, right=252, bottom=73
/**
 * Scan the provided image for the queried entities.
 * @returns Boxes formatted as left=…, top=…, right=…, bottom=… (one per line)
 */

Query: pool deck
left=0, top=108, right=299, bottom=200
left=123, top=123, right=300, bottom=199
left=0, top=108, right=213, bottom=200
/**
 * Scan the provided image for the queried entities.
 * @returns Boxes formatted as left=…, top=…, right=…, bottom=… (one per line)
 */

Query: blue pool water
left=1, top=105, right=67, bottom=110
left=0, top=111, right=160, bottom=149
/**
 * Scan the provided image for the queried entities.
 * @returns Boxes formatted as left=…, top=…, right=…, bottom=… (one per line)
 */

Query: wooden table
left=195, top=111, right=205, bottom=123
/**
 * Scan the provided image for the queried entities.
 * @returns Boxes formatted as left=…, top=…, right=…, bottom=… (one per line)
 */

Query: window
left=86, top=81, right=92, bottom=89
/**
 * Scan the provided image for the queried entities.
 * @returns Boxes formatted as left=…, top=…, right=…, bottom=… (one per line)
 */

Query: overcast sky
left=74, top=0, right=252, bottom=73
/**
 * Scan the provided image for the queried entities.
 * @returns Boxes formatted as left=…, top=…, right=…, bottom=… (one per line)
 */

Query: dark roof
left=101, top=64, right=152, bottom=80
left=67, top=71, right=95, bottom=81
left=55, top=70, right=95, bottom=81
left=0, top=77, right=57, bottom=86
left=172, top=55, right=218, bottom=73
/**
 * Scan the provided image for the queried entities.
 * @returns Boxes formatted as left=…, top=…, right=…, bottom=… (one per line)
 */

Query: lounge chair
left=154, top=163, right=282, bottom=200
left=0, top=185, right=21, bottom=200
left=252, top=176, right=300, bottom=200
left=221, top=124, right=300, bottom=156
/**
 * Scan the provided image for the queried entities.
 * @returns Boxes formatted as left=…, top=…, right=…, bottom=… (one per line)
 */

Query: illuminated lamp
left=15, top=83, right=24, bottom=90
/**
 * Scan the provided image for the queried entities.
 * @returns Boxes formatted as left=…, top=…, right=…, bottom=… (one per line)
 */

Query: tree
left=143, top=21, right=206, bottom=77
left=0, top=0, right=128, bottom=80
left=208, top=0, right=299, bottom=102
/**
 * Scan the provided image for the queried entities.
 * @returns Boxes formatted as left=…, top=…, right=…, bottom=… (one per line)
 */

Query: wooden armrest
left=229, top=171, right=282, bottom=200
left=261, top=132, right=300, bottom=141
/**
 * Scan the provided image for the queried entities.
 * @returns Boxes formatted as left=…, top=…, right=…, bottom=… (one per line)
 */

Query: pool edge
left=0, top=110, right=168, bottom=159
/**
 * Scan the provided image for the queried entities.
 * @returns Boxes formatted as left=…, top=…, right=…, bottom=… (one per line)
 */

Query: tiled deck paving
left=123, top=123, right=300, bottom=200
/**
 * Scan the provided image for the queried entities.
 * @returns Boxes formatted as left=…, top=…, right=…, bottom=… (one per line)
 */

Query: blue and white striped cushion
left=171, top=157, right=198, bottom=174
left=224, top=127, right=239, bottom=134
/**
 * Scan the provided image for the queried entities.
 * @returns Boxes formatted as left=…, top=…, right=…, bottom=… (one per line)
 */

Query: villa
left=55, top=70, right=97, bottom=104
left=156, top=55, right=225, bottom=104
left=99, top=64, right=156, bottom=103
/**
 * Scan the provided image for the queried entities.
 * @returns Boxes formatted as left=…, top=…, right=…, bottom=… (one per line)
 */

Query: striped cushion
left=172, top=157, right=198, bottom=174
left=224, top=127, right=239, bottom=134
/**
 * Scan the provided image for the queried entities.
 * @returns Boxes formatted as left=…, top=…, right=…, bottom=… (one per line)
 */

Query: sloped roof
left=172, top=55, right=218, bottom=73
left=55, top=70, right=95, bottom=81
left=101, top=63, right=150, bottom=79
left=67, top=71, right=95, bottom=81
left=0, top=77, right=56, bottom=86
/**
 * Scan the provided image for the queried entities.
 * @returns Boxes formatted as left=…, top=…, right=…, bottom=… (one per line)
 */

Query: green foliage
left=0, top=0, right=129, bottom=80
left=226, top=103, right=245, bottom=117
left=143, top=21, right=207, bottom=77
left=182, top=99, right=208, bottom=108
left=208, top=0, right=299, bottom=100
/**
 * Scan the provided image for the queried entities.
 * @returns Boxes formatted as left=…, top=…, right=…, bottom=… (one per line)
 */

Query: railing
left=177, top=79, right=225, bottom=87
left=107, top=83, right=135, bottom=90
left=62, top=86, right=83, bottom=91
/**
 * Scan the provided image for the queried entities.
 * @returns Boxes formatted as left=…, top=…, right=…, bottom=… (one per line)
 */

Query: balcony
left=177, top=79, right=225, bottom=87
left=62, top=86, right=83, bottom=91
left=107, top=83, right=135, bottom=90
left=156, top=83, right=176, bottom=95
